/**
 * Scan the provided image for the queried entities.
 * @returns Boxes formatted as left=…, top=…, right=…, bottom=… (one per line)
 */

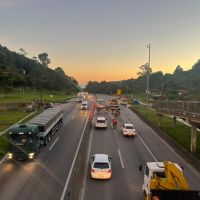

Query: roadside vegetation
left=0, top=88, right=75, bottom=105
left=0, top=89, right=75, bottom=159
left=132, top=104, right=200, bottom=160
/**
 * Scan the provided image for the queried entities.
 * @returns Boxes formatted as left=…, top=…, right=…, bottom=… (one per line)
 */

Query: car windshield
left=94, top=162, right=109, bottom=169
left=97, top=120, right=106, bottom=123
left=125, top=126, right=134, bottom=129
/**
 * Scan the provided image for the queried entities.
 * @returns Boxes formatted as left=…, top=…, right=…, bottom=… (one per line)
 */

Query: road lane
left=0, top=99, right=93, bottom=200
left=120, top=105, right=200, bottom=189
left=83, top=95, right=200, bottom=200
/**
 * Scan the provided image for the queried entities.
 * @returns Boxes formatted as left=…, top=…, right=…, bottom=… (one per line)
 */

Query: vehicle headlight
left=8, top=153, right=13, bottom=159
left=28, top=153, right=34, bottom=159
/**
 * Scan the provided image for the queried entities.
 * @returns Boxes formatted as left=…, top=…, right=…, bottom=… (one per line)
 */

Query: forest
left=0, top=45, right=79, bottom=95
left=85, top=61, right=200, bottom=100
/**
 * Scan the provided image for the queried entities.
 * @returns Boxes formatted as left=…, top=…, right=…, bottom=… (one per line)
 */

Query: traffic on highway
left=0, top=93, right=199, bottom=200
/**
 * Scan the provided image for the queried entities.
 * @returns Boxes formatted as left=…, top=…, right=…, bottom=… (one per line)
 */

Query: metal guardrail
left=152, top=101, right=200, bottom=115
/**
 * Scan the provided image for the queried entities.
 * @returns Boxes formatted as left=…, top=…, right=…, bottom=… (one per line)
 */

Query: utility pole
left=147, top=43, right=151, bottom=108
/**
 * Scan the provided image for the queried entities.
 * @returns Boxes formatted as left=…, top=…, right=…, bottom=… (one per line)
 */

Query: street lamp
left=146, top=43, right=151, bottom=108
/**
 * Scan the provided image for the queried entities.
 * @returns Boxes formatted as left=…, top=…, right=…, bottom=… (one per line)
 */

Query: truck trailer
left=8, top=107, right=63, bottom=160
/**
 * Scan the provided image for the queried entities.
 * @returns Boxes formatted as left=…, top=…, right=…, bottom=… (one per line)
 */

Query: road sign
left=116, top=89, right=122, bottom=96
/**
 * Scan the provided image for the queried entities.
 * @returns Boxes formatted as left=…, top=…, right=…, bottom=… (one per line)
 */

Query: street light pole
left=147, top=43, right=151, bottom=108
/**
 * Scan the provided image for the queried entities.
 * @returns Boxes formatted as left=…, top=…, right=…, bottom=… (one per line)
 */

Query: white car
left=122, top=123, right=136, bottom=137
left=90, top=154, right=112, bottom=179
left=77, top=97, right=84, bottom=102
left=81, top=101, right=88, bottom=110
left=95, top=117, right=107, bottom=128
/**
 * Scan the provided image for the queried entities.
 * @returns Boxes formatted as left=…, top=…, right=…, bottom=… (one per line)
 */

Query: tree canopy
left=0, top=44, right=79, bottom=93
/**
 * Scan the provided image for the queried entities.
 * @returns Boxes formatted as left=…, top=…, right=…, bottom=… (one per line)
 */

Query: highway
left=0, top=95, right=200, bottom=200
left=82, top=95, right=200, bottom=200
left=0, top=99, right=92, bottom=200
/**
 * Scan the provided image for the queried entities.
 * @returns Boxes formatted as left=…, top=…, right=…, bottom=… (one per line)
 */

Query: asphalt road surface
left=82, top=95, right=200, bottom=200
left=0, top=99, right=92, bottom=200
left=0, top=95, right=200, bottom=200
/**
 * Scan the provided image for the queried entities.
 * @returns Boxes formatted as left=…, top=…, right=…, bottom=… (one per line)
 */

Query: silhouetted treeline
left=0, top=45, right=79, bottom=94
left=86, top=61, right=200, bottom=100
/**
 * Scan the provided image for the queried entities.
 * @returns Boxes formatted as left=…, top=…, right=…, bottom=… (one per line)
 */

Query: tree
left=38, top=53, right=51, bottom=67
left=174, top=65, right=183, bottom=74
left=55, top=67, right=65, bottom=76
left=18, top=48, right=27, bottom=56
left=137, top=63, right=152, bottom=77
left=31, top=56, right=38, bottom=62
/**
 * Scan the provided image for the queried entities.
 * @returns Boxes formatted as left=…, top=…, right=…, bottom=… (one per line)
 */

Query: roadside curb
left=129, top=106, right=200, bottom=174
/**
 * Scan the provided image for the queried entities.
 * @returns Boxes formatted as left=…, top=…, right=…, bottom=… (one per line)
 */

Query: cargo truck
left=8, top=108, right=63, bottom=160
left=142, top=161, right=200, bottom=200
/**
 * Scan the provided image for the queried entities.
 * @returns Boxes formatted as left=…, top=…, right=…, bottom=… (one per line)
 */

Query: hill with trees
left=85, top=60, right=200, bottom=100
left=0, top=44, right=79, bottom=95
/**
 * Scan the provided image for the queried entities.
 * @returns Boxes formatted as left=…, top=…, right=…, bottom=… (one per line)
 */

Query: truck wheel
left=48, top=134, right=51, bottom=142
left=44, top=137, right=48, bottom=146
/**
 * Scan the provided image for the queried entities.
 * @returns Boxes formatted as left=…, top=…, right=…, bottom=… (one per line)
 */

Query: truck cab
left=143, top=162, right=165, bottom=198
left=8, top=124, right=40, bottom=160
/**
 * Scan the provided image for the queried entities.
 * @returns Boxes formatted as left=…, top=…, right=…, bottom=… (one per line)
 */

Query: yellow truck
left=142, top=161, right=200, bottom=200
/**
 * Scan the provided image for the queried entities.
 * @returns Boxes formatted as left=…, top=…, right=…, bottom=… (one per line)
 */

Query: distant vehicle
left=77, top=92, right=84, bottom=97
left=120, top=99, right=128, bottom=106
left=81, top=101, right=88, bottom=110
left=142, top=161, right=200, bottom=200
left=95, top=117, right=107, bottom=128
left=8, top=108, right=63, bottom=160
left=90, top=154, right=112, bottom=180
left=96, top=99, right=105, bottom=109
left=26, top=104, right=34, bottom=112
left=121, top=123, right=136, bottom=137
left=77, top=97, right=84, bottom=102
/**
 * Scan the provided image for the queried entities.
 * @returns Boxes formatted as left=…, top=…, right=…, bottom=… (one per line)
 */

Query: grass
left=0, top=88, right=75, bottom=105
left=0, top=88, right=76, bottom=159
left=0, top=110, right=28, bottom=132
left=132, top=104, right=200, bottom=160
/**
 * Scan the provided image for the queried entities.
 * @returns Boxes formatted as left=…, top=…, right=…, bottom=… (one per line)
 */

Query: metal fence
left=152, top=101, right=200, bottom=115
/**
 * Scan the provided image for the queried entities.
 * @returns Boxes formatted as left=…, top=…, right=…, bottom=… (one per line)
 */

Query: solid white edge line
left=126, top=107, right=200, bottom=178
left=118, top=148, right=125, bottom=169
left=0, top=154, right=7, bottom=165
left=121, top=111, right=158, bottom=162
left=60, top=105, right=92, bottom=200
left=49, top=137, right=60, bottom=151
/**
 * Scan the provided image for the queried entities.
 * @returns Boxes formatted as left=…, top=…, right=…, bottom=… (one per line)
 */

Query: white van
left=81, top=101, right=88, bottom=110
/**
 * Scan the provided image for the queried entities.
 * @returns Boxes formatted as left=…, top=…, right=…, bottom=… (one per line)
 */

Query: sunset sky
left=1, top=0, right=200, bottom=85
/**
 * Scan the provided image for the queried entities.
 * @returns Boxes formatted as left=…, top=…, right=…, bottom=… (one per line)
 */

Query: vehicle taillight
left=91, top=169, right=95, bottom=173
left=108, top=169, right=112, bottom=173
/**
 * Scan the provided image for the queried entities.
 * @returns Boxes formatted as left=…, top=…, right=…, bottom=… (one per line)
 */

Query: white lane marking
left=121, top=111, right=158, bottom=162
left=118, top=148, right=125, bottom=169
left=126, top=108, right=200, bottom=178
left=71, top=114, right=76, bottom=120
left=60, top=105, right=91, bottom=200
left=49, top=137, right=60, bottom=151
left=0, top=154, right=7, bottom=165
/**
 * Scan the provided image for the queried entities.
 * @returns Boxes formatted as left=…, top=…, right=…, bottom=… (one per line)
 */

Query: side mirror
left=139, top=165, right=142, bottom=171
left=90, top=155, right=94, bottom=159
